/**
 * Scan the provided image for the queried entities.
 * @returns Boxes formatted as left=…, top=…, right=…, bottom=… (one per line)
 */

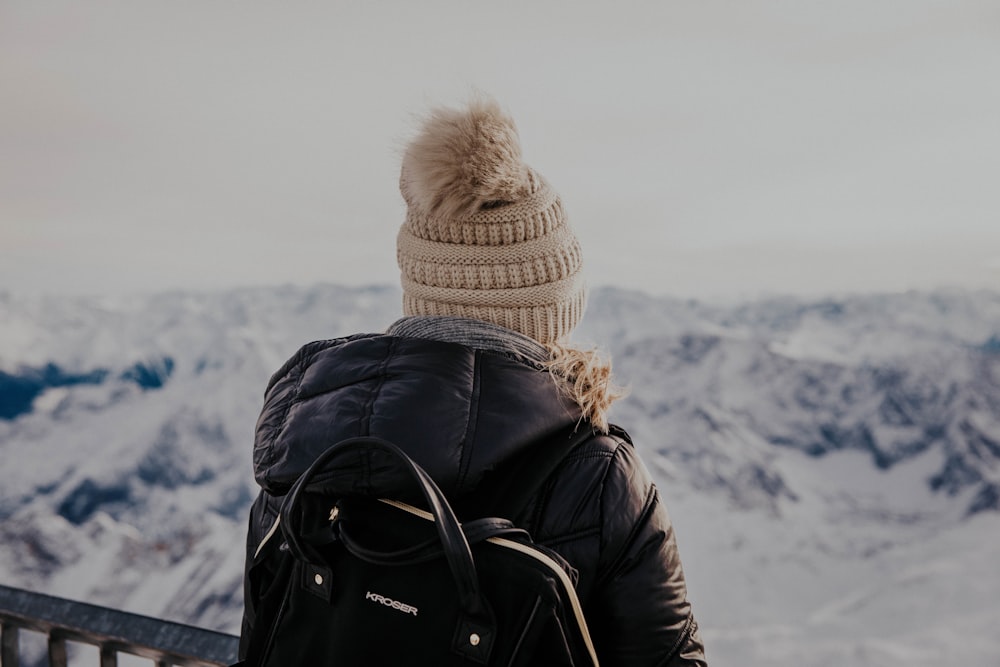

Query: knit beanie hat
left=397, top=98, right=586, bottom=344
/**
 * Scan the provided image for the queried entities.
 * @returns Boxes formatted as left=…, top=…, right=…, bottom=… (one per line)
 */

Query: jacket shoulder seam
left=596, top=443, right=659, bottom=583
left=456, top=349, right=484, bottom=492
left=563, top=431, right=630, bottom=461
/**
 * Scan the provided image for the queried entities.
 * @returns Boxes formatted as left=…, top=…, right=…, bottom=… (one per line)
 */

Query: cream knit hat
left=397, top=98, right=586, bottom=344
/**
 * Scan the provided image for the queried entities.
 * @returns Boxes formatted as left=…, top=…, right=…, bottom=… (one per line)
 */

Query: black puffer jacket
left=242, top=333, right=707, bottom=666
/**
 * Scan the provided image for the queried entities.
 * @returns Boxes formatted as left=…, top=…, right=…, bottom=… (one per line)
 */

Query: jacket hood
left=253, top=334, right=582, bottom=500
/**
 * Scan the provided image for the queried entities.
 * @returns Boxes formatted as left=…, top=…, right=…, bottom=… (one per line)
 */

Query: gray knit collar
left=386, top=316, right=550, bottom=365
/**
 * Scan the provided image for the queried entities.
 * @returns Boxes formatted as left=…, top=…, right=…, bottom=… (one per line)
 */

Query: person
left=240, top=97, right=707, bottom=666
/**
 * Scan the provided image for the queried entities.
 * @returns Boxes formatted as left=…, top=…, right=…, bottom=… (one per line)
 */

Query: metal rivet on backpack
left=469, top=633, right=480, bottom=647
left=314, top=573, right=324, bottom=586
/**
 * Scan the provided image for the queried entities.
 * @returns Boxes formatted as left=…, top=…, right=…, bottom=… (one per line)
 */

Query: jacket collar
left=386, top=316, right=550, bottom=365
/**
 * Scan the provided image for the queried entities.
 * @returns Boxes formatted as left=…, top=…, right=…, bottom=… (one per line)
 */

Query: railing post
left=47, top=631, right=68, bottom=667
left=99, top=643, right=117, bottom=667
left=1, top=621, right=19, bottom=667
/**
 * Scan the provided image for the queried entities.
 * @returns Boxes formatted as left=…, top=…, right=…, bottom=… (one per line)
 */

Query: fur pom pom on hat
left=401, top=98, right=531, bottom=219
left=397, top=97, right=586, bottom=344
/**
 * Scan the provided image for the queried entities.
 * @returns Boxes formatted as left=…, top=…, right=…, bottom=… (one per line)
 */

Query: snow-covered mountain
left=1, top=285, right=999, bottom=666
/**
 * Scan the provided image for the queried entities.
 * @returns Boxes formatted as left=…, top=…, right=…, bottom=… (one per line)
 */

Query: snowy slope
left=1, top=285, right=999, bottom=666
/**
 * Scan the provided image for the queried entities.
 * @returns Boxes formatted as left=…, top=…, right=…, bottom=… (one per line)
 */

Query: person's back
left=240, top=97, right=706, bottom=666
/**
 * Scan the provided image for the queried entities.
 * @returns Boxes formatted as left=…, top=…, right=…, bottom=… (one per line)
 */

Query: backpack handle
left=278, top=436, right=492, bottom=625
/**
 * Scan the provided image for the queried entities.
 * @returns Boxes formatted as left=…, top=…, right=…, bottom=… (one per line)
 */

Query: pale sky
left=2, top=1, right=999, bottom=299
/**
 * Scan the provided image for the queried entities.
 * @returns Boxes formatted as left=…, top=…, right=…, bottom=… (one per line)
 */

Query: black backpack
left=235, top=432, right=599, bottom=667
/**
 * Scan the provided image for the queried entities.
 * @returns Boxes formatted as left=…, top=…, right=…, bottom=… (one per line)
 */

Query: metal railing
left=0, top=584, right=238, bottom=666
